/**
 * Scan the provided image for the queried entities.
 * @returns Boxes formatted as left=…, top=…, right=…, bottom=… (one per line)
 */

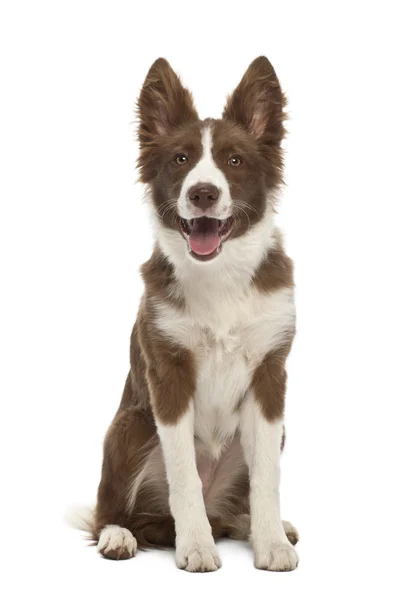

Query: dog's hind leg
left=93, top=374, right=159, bottom=559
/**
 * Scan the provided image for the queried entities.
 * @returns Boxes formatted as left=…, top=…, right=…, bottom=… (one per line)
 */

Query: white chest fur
left=154, top=282, right=295, bottom=459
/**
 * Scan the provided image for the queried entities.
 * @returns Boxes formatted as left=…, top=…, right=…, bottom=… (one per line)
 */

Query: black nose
left=188, top=184, right=219, bottom=211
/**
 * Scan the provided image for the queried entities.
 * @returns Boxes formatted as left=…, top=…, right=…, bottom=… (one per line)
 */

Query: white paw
left=176, top=537, right=221, bottom=572
left=97, top=525, right=137, bottom=560
left=254, top=541, right=299, bottom=571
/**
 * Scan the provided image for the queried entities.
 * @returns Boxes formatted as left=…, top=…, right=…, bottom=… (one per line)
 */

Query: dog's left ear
left=223, top=56, right=286, bottom=144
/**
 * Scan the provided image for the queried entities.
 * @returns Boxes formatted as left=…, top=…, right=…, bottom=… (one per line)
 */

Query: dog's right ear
left=137, top=58, right=198, bottom=145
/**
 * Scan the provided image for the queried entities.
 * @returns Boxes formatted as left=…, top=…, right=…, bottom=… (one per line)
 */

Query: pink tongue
left=189, top=218, right=220, bottom=256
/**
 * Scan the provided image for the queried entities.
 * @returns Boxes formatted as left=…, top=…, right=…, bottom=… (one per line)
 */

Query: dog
left=82, top=56, right=299, bottom=572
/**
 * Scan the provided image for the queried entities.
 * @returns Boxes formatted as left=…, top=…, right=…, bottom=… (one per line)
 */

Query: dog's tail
left=63, top=505, right=175, bottom=546
left=64, top=504, right=94, bottom=533
left=63, top=504, right=176, bottom=546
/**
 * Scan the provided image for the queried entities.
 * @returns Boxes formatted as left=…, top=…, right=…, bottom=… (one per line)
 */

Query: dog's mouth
left=179, top=216, right=234, bottom=261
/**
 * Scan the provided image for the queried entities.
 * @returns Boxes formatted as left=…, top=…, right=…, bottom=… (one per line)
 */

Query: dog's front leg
left=240, top=348, right=299, bottom=571
left=142, top=333, right=220, bottom=572
left=157, top=405, right=221, bottom=572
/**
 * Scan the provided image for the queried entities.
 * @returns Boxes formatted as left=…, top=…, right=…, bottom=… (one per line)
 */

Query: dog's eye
left=174, top=153, right=188, bottom=165
left=228, top=156, right=242, bottom=167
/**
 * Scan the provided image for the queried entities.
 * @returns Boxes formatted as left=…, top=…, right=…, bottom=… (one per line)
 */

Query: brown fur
left=137, top=305, right=196, bottom=425
left=251, top=340, right=293, bottom=422
left=140, top=247, right=184, bottom=309
left=252, top=233, right=294, bottom=293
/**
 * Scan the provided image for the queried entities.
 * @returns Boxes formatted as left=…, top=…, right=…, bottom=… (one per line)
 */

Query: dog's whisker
left=159, top=202, right=178, bottom=221
left=233, top=205, right=252, bottom=235
left=236, top=201, right=260, bottom=218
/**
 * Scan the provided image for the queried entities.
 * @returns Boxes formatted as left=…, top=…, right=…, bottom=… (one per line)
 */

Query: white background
left=1, top=1, right=417, bottom=598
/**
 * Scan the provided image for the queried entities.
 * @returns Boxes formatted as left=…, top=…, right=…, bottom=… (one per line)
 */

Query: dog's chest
left=155, top=284, right=295, bottom=458
left=191, top=323, right=251, bottom=457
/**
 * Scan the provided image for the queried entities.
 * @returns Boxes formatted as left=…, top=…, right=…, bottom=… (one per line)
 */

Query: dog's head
left=137, top=57, right=286, bottom=263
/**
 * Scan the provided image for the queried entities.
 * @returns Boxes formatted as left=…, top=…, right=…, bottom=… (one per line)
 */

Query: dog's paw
left=283, top=520, right=299, bottom=546
left=97, top=525, right=137, bottom=560
left=254, top=541, right=299, bottom=571
left=176, top=537, right=221, bottom=572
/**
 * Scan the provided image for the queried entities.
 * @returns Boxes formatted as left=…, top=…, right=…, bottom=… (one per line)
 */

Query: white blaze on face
left=178, top=127, right=232, bottom=219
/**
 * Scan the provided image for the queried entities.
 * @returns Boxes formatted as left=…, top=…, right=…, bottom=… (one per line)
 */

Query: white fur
left=64, top=504, right=94, bottom=532
left=177, top=127, right=232, bottom=219
left=126, top=436, right=164, bottom=514
left=157, top=406, right=221, bottom=571
left=97, top=525, right=137, bottom=558
left=240, top=397, right=298, bottom=571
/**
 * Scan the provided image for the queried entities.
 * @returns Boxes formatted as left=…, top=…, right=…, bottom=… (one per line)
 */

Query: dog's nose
left=188, top=184, right=219, bottom=211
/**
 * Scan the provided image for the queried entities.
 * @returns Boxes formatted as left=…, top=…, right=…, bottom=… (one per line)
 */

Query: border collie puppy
left=91, top=56, right=299, bottom=572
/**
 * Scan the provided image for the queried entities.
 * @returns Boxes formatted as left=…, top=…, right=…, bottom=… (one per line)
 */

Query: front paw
left=254, top=541, right=299, bottom=571
left=176, top=536, right=221, bottom=572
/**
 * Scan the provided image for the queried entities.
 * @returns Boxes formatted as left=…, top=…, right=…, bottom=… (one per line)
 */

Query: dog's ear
left=137, top=58, right=198, bottom=144
left=223, top=56, right=286, bottom=144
